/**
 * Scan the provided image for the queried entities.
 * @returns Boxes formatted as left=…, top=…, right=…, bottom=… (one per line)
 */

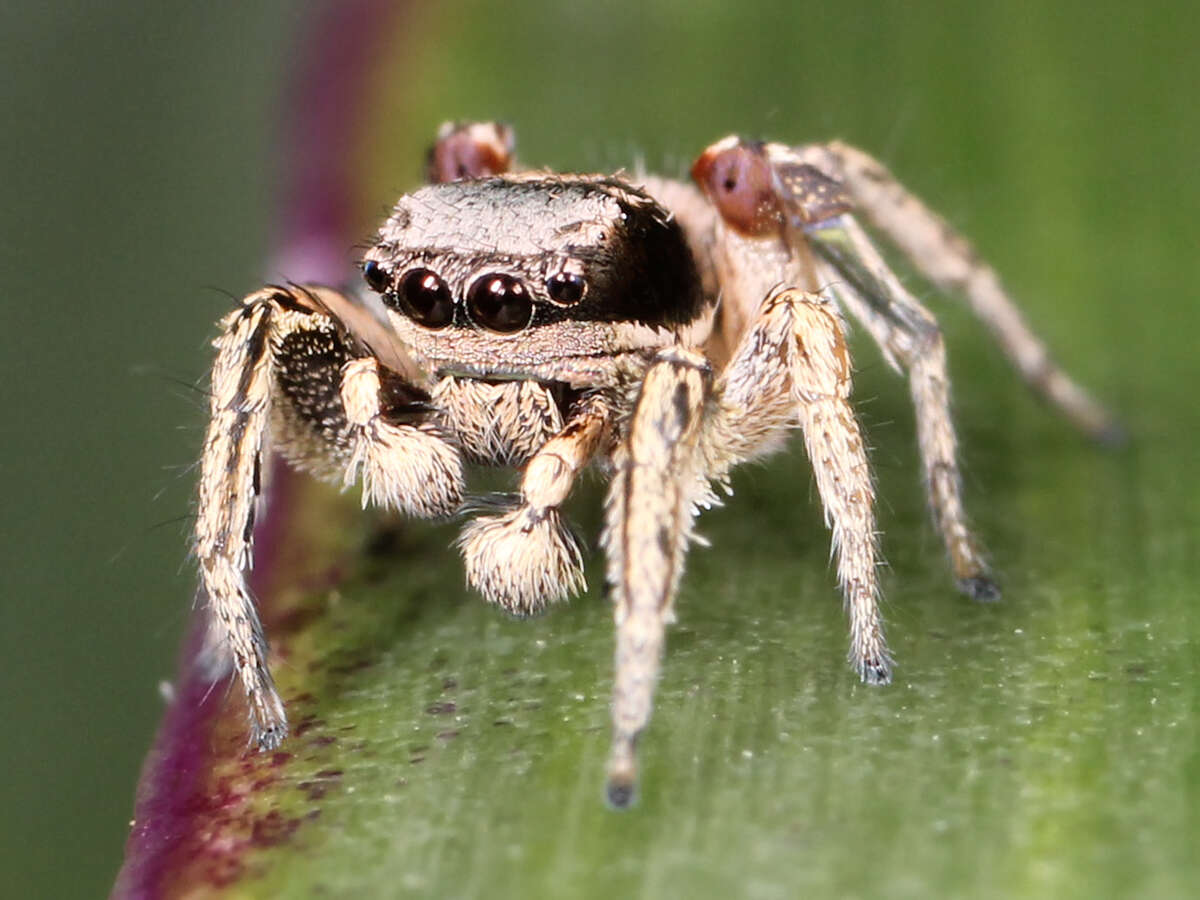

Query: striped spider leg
left=195, top=286, right=463, bottom=748
left=692, top=137, right=1122, bottom=600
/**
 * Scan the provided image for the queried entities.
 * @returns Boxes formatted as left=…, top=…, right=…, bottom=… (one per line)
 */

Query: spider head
left=360, top=176, right=707, bottom=382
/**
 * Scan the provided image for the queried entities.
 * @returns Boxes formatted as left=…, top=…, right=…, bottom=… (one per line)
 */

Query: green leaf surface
left=122, top=404, right=1200, bottom=899
left=109, top=2, right=1200, bottom=898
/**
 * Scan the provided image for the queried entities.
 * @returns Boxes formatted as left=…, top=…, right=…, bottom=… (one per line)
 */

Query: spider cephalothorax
left=195, top=121, right=1120, bottom=806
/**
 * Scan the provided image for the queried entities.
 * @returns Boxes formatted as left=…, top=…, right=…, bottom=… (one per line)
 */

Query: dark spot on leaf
left=298, top=781, right=330, bottom=802
left=250, top=810, right=301, bottom=848
left=296, top=769, right=342, bottom=802
left=426, top=701, right=457, bottom=715
left=205, top=856, right=245, bottom=889
left=329, top=657, right=373, bottom=676
left=270, top=602, right=325, bottom=637
left=294, top=716, right=324, bottom=737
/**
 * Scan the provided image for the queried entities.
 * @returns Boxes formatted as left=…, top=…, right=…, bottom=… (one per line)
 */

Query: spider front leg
left=710, top=289, right=891, bottom=681
left=604, top=296, right=888, bottom=806
left=196, top=286, right=463, bottom=749
left=195, top=290, right=290, bottom=748
left=604, top=349, right=712, bottom=807
left=458, top=393, right=613, bottom=615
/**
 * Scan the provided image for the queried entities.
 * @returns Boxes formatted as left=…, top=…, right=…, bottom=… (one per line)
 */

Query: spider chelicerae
left=195, top=122, right=1120, bottom=806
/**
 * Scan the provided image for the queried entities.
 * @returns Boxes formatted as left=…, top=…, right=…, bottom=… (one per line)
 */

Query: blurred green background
left=2, top=1, right=1197, bottom=897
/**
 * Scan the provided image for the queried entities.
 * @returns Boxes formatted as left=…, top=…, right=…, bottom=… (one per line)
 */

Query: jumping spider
left=196, top=121, right=1120, bottom=806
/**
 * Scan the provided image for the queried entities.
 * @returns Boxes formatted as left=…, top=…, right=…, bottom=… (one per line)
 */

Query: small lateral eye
left=394, top=268, right=454, bottom=329
left=691, top=142, right=782, bottom=237
left=363, top=259, right=390, bottom=293
left=546, top=271, right=586, bottom=305
left=466, top=273, right=533, bottom=333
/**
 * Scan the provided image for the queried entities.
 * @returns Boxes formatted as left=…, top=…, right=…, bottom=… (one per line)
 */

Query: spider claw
left=860, top=657, right=893, bottom=685
left=958, top=575, right=1002, bottom=603
left=250, top=718, right=288, bottom=752
left=605, top=741, right=639, bottom=810
left=605, top=777, right=636, bottom=810
left=1093, top=420, right=1130, bottom=449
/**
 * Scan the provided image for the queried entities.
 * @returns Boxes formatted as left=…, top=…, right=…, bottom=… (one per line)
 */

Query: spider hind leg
left=805, top=212, right=998, bottom=599
left=823, top=139, right=1124, bottom=445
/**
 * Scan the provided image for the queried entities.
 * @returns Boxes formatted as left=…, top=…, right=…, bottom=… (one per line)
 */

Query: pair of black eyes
left=362, top=261, right=585, bottom=333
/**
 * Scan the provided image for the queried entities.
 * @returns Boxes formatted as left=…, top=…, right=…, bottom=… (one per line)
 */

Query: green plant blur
left=2, top=1, right=1197, bottom=897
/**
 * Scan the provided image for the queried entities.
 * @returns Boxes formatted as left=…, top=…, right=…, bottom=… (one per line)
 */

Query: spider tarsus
left=958, top=575, right=1002, bottom=603
left=605, top=776, right=636, bottom=810
left=1092, top=420, right=1130, bottom=449
left=250, top=720, right=288, bottom=752
left=860, top=658, right=893, bottom=685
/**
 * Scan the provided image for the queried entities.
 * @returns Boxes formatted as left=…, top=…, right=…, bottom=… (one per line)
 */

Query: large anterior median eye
left=393, top=268, right=454, bottom=328
left=466, top=273, right=533, bottom=333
